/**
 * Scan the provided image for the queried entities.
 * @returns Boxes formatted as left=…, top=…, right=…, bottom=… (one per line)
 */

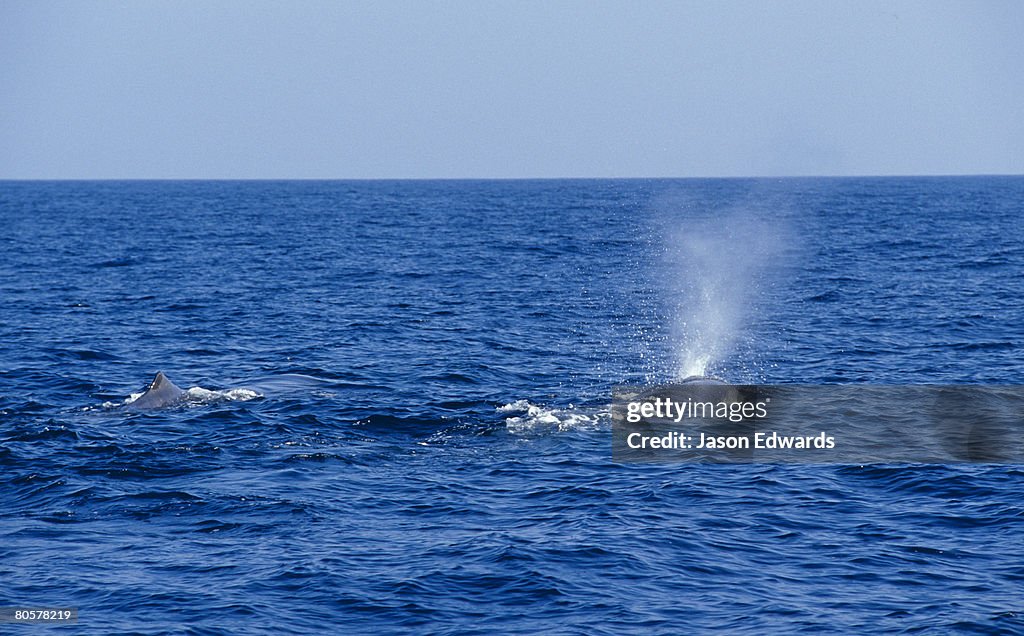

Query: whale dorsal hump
left=149, top=371, right=180, bottom=393
left=128, top=371, right=185, bottom=409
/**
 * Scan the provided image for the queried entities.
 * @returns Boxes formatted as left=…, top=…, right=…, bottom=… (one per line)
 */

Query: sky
left=1, top=0, right=1021, bottom=179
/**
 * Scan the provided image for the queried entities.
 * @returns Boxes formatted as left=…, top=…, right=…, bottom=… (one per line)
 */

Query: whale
left=127, top=371, right=185, bottom=409
left=678, top=375, right=727, bottom=385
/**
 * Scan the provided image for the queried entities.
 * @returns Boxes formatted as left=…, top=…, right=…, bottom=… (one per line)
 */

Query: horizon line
left=1, top=172, right=1022, bottom=182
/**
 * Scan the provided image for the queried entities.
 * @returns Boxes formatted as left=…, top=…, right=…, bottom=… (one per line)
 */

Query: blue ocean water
left=1, top=178, right=1023, bottom=633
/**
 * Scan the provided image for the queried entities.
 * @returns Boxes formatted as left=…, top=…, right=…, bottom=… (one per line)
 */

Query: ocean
left=1, top=177, right=1023, bottom=633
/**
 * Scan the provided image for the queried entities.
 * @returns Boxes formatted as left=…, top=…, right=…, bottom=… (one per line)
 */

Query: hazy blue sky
left=1, top=1, right=1021, bottom=178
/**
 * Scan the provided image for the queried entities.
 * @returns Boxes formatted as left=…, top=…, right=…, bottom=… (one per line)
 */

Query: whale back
left=678, top=375, right=727, bottom=385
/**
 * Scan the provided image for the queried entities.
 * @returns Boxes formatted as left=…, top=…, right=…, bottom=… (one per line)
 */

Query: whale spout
left=128, top=371, right=185, bottom=409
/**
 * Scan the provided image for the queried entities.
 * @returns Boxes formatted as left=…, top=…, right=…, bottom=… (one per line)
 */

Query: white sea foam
left=183, top=386, right=261, bottom=404
left=499, top=400, right=608, bottom=433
